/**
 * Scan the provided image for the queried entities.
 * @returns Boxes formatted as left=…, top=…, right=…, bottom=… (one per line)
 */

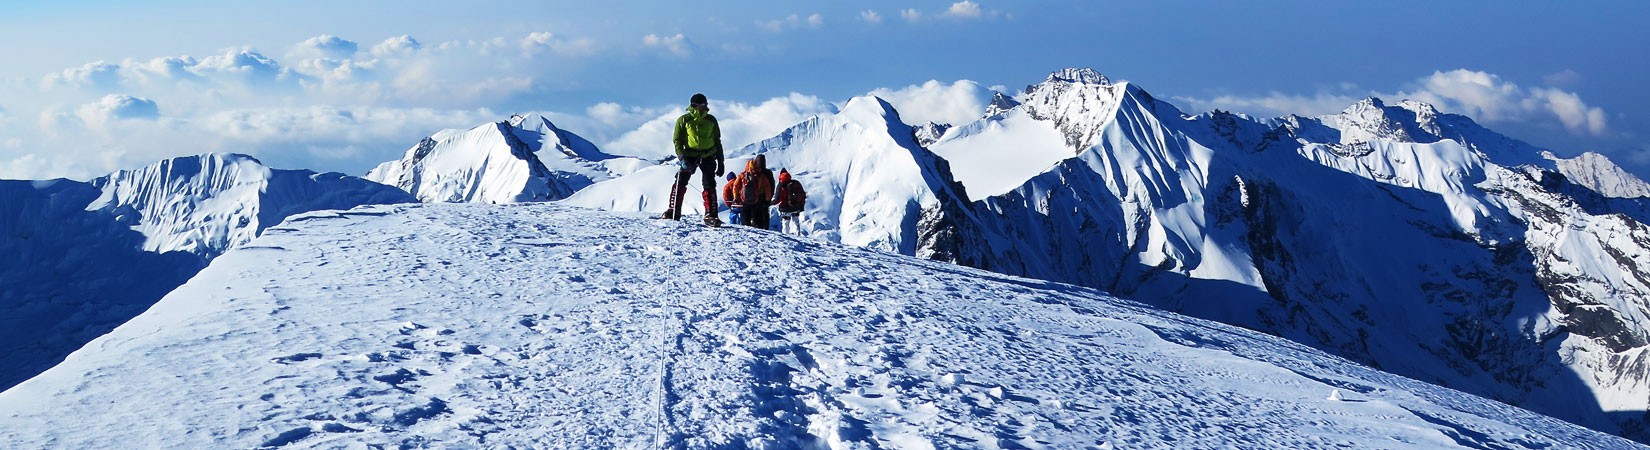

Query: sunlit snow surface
left=1, top=203, right=1637, bottom=449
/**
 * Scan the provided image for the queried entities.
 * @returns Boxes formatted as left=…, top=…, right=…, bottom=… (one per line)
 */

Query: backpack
left=722, top=176, right=743, bottom=206
left=742, top=169, right=774, bottom=205
left=779, top=179, right=806, bottom=212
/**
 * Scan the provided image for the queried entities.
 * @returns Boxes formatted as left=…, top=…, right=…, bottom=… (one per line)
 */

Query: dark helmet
left=690, top=93, right=708, bottom=107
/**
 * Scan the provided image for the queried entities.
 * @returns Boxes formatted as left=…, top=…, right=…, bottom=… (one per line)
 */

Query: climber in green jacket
left=662, top=92, right=726, bottom=226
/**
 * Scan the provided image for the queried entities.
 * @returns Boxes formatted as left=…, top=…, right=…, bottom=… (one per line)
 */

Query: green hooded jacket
left=674, top=107, right=723, bottom=159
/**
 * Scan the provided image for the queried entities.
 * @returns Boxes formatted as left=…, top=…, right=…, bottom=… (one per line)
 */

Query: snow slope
left=1, top=202, right=1639, bottom=449
left=0, top=153, right=412, bottom=392
left=367, top=114, right=640, bottom=203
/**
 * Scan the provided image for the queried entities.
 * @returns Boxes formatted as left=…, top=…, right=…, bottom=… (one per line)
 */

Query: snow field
left=0, top=203, right=1638, bottom=449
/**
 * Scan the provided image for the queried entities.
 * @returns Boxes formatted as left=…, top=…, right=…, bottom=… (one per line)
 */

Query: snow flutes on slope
left=0, top=153, right=413, bottom=392
left=1, top=203, right=1640, bottom=449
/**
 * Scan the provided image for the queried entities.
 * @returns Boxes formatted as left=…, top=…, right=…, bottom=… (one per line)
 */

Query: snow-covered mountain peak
left=838, top=94, right=904, bottom=127
left=366, top=113, right=622, bottom=204
left=1018, top=70, right=1134, bottom=152
left=912, top=121, right=952, bottom=147
left=86, top=152, right=400, bottom=256
left=1545, top=151, right=1650, bottom=198
left=1321, top=96, right=1446, bottom=144
left=1043, top=67, right=1111, bottom=86
left=983, top=91, right=1020, bottom=118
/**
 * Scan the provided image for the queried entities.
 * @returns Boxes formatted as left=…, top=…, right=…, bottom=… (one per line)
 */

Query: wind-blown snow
left=1, top=203, right=1637, bottom=449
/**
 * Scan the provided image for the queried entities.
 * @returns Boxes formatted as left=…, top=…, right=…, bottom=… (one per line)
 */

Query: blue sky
left=2, top=0, right=1646, bottom=180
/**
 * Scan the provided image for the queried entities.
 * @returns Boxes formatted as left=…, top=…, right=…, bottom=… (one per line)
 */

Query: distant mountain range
left=3, top=68, right=1646, bottom=443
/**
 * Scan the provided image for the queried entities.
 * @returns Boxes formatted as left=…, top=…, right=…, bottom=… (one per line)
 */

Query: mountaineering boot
left=661, top=182, right=687, bottom=220
left=700, top=185, right=720, bottom=226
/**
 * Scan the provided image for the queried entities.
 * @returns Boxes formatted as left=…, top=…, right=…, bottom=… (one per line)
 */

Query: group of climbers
left=663, top=93, right=807, bottom=232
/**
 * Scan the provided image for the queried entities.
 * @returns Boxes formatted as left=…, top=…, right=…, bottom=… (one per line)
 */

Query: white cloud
left=1532, top=88, right=1607, bottom=136
left=1400, top=69, right=1608, bottom=136
left=192, top=48, right=289, bottom=83
left=868, top=80, right=994, bottom=126
left=1176, top=69, right=1612, bottom=137
left=860, top=10, right=883, bottom=24
left=42, top=61, right=122, bottom=90
left=945, top=1, right=983, bottom=18
left=72, top=94, right=160, bottom=131
left=1543, top=69, right=1582, bottom=87
left=603, top=93, right=837, bottom=159
left=898, top=2, right=1002, bottom=22
left=291, top=35, right=360, bottom=60
left=521, top=32, right=598, bottom=58
left=758, top=14, right=824, bottom=33
left=371, top=35, right=422, bottom=58
left=586, top=102, right=669, bottom=129
left=293, top=58, right=374, bottom=83
left=642, top=33, right=694, bottom=57
left=83, top=94, right=160, bottom=120
left=0, top=153, right=90, bottom=180
left=1174, top=91, right=1362, bottom=118
left=125, top=56, right=205, bottom=83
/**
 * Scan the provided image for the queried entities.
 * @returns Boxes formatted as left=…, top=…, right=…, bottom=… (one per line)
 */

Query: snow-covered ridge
left=1320, top=97, right=1446, bottom=144
left=1548, top=151, right=1650, bottom=198
left=1019, top=68, right=1131, bottom=152
left=91, top=153, right=413, bottom=256
left=1043, top=67, right=1111, bottom=85
left=366, top=114, right=630, bottom=204
left=0, top=203, right=1639, bottom=449
left=0, top=153, right=411, bottom=392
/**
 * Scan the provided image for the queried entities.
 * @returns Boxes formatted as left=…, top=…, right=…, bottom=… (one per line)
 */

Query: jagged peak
left=985, top=92, right=1021, bottom=118
left=1326, top=96, right=1444, bottom=144
left=912, top=122, right=952, bottom=147
left=1044, top=68, right=1111, bottom=86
